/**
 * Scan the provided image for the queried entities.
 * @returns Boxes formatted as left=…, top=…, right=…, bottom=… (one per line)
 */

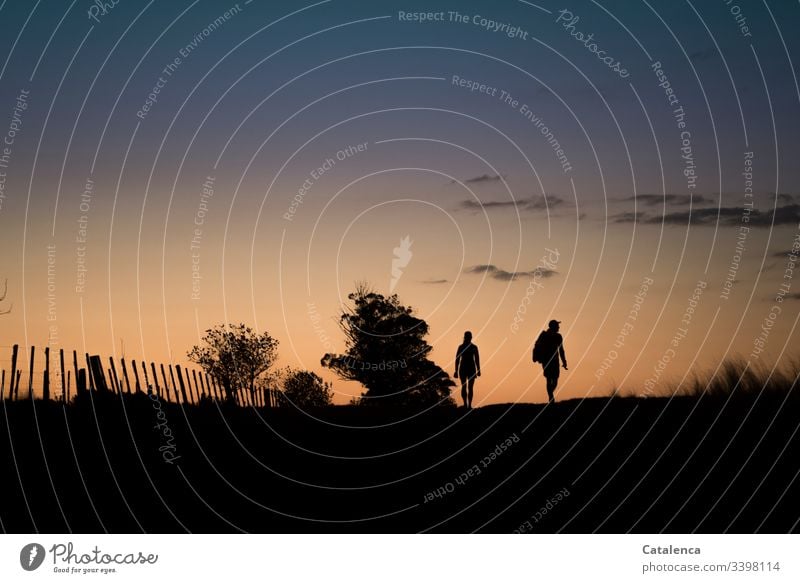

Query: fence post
left=9, top=344, right=18, bottom=401
left=193, top=370, right=204, bottom=402
left=76, top=369, right=87, bottom=396
left=131, top=360, right=142, bottom=394
left=59, top=348, right=66, bottom=402
left=151, top=363, right=164, bottom=400
left=27, top=345, right=35, bottom=400
left=43, top=346, right=50, bottom=401
left=213, top=375, right=221, bottom=401
left=1, top=369, right=5, bottom=401
left=66, top=370, right=71, bottom=402
left=149, top=362, right=161, bottom=400
left=141, top=361, right=151, bottom=395
left=189, top=370, right=198, bottom=403
left=120, top=358, right=131, bottom=394
left=142, top=361, right=161, bottom=399
left=184, top=368, right=196, bottom=405
left=159, top=364, right=172, bottom=402
left=85, top=353, right=94, bottom=391
left=88, top=356, right=108, bottom=392
left=206, top=374, right=213, bottom=401
left=174, top=365, right=188, bottom=405
left=196, top=371, right=206, bottom=401
left=189, top=369, right=199, bottom=403
left=179, top=369, right=188, bottom=404
left=165, top=364, right=176, bottom=403
left=213, top=376, right=222, bottom=402
left=109, top=357, right=121, bottom=395
left=148, top=360, right=159, bottom=401
left=72, top=350, right=79, bottom=397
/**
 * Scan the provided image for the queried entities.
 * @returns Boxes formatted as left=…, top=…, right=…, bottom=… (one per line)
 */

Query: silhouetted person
left=454, top=331, right=480, bottom=409
left=533, top=320, right=567, bottom=403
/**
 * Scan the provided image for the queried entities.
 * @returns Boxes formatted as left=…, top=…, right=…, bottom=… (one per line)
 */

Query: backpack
left=532, top=331, right=547, bottom=363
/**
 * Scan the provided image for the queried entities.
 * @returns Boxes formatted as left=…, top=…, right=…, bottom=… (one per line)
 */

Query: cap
left=548, top=320, right=561, bottom=328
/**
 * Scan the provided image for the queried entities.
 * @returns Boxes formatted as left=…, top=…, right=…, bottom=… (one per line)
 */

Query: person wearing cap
left=533, top=320, right=568, bottom=403
left=454, top=331, right=480, bottom=409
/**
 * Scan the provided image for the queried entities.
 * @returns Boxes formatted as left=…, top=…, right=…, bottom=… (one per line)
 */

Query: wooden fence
left=0, top=344, right=284, bottom=408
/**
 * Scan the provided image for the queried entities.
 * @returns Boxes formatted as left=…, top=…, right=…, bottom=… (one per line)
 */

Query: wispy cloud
left=620, top=193, right=711, bottom=206
left=612, top=211, right=648, bottom=223
left=649, top=207, right=741, bottom=225
left=463, top=173, right=503, bottom=184
left=420, top=278, right=448, bottom=284
left=612, top=204, right=800, bottom=227
left=465, top=264, right=557, bottom=281
left=459, top=195, right=566, bottom=212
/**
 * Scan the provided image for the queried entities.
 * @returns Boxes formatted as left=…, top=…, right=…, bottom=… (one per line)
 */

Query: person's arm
left=559, top=336, right=567, bottom=369
left=454, top=346, right=461, bottom=378
left=475, top=346, right=481, bottom=376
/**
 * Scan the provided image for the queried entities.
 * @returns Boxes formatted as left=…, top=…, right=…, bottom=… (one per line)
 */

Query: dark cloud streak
left=611, top=205, right=800, bottom=227
left=459, top=195, right=566, bottom=212
left=465, top=264, right=557, bottom=281
left=620, top=194, right=711, bottom=206
left=464, top=174, right=503, bottom=184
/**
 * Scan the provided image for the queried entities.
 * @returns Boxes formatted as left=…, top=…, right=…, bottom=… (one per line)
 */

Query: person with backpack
left=533, top=320, right=567, bottom=403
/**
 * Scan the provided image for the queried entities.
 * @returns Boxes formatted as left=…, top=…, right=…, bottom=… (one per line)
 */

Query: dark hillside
left=1, top=394, right=797, bottom=532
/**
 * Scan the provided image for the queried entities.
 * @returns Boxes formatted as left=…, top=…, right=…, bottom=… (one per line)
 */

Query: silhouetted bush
left=283, top=369, right=333, bottom=409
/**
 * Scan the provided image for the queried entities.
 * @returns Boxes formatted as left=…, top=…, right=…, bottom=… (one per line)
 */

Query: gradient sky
left=0, top=0, right=798, bottom=403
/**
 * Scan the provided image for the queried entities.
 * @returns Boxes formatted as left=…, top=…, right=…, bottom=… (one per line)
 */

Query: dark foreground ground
left=1, top=392, right=798, bottom=533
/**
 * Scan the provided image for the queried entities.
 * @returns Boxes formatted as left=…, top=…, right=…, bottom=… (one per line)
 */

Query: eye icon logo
left=20, top=543, right=46, bottom=571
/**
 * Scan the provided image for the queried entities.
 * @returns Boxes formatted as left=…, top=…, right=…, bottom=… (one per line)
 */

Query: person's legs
left=460, top=368, right=476, bottom=407
left=543, top=362, right=558, bottom=403
left=546, top=375, right=558, bottom=402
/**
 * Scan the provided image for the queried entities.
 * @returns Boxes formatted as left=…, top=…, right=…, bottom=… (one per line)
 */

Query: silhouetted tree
left=321, top=283, right=454, bottom=406
left=188, top=323, right=278, bottom=401
left=282, top=369, right=333, bottom=409
left=0, top=278, right=11, bottom=315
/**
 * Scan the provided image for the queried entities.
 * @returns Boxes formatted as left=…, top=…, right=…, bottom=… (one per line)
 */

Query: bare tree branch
left=0, top=279, right=11, bottom=315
